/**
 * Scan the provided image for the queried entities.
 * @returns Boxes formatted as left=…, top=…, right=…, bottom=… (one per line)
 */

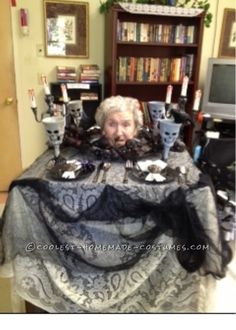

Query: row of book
left=79, top=64, right=101, bottom=84
left=117, top=21, right=196, bottom=44
left=116, top=55, right=194, bottom=83
left=80, top=92, right=99, bottom=101
left=56, top=64, right=101, bottom=84
left=57, top=66, right=77, bottom=83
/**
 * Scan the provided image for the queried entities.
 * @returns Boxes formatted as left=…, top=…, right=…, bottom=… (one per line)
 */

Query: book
left=79, top=64, right=100, bottom=83
left=57, top=65, right=77, bottom=82
left=80, top=92, right=98, bottom=100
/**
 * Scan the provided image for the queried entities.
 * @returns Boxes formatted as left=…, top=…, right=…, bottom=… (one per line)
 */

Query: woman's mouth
left=114, top=137, right=126, bottom=147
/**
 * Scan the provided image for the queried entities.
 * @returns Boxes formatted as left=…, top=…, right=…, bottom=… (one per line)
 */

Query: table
left=0, top=147, right=224, bottom=313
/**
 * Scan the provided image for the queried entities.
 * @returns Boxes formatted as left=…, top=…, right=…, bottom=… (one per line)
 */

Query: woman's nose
left=116, top=125, right=123, bottom=135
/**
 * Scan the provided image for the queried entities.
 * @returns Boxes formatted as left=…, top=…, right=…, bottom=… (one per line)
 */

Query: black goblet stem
left=165, top=103, right=171, bottom=118
left=44, top=94, right=54, bottom=116
left=177, top=96, right=187, bottom=112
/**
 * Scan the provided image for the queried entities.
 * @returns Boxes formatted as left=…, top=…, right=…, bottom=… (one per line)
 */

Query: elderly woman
left=64, top=95, right=152, bottom=159
left=95, top=95, right=143, bottom=148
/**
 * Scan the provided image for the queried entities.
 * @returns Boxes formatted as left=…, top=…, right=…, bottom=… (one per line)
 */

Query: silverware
left=92, top=162, right=104, bottom=183
left=101, top=162, right=111, bottom=184
left=177, top=166, right=188, bottom=185
left=123, top=160, right=133, bottom=184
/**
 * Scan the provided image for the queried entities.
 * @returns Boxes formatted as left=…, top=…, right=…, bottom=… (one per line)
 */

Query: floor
left=0, top=193, right=12, bottom=312
left=0, top=192, right=235, bottom=313
left=209, top=244, right=236, bottom=312
left=0, top=192, right=7, bottom=205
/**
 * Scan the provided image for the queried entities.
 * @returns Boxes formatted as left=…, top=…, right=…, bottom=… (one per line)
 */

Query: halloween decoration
left=159, top=119, right=182, bottom=161
left=147, top=101, right=166, bottom=128
left=67, top=100, right=84, bottom=127
left=42, top=116, right=65, bottom=159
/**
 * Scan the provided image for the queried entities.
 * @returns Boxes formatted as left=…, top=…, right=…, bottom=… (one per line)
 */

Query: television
left=201, top=58, right=235, bottom=121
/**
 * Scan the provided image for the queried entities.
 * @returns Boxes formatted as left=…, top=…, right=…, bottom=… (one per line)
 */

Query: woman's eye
left=108, top=122, right=116, bottom=127
left=123, top=122, right=131, bottom=128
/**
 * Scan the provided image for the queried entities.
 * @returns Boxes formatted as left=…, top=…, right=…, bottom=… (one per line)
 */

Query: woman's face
left=103, top=110, right=137, bottom=148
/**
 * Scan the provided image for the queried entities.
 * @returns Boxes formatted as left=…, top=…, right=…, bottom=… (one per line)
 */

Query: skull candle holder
left=67, top=100, right=84, bottom=127
left=159, top=119, right=182, bottom=161
left=148, top=101, right=166, bottom=129
left=42, top=116, right=65, bottom=160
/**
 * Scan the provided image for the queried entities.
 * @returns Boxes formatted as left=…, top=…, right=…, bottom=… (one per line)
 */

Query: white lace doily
left=118, top=3, right=204, bottom=17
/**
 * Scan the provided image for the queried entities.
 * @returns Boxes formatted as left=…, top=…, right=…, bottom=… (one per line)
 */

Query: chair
left=196, top=136, right=235, bottom=264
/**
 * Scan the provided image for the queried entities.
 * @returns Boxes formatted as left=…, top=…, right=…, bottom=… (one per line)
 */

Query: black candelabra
left=30, top=93, right=55, bottom=123
left=177, top=95, right=188, bottom=113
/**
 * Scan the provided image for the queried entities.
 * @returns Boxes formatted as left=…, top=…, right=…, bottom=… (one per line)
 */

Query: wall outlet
left=36, top=44, right=44, bottom=57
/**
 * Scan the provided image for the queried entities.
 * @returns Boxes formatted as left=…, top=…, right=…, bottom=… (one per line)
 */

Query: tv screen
left=202, top=58, right=235, bottom=120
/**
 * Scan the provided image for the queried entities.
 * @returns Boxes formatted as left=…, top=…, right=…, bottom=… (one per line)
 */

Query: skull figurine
left=148, top=101, right=165, bottom=128
left=67, top=100, right=83, bottom=126
left=42, top=116, right=65, bottom=158
left=159, top=119, right=182, bottom=161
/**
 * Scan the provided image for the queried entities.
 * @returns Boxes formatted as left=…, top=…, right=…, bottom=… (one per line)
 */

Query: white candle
left=61, top=84, right=69, bottom=103
left=165, top=85, right=173, bottom=104
left=41, top=75, right=51, bottom=95
left=28, top=89, right=36, bottom=108
left=181, top=76, right=189, bottom=97
left=193, top=89, right=202, bottom=111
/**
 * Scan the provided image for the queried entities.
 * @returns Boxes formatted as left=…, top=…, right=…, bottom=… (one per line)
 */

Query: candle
left=165, top=85, right=173, bottom=104
left=41, top=75, right=51, bottom=95
left=181, top=76, right=189, bottom=97
left=193, top=89, right=202, bottom=111
left=61, top=84, right=69, bottom=103
left=28, top=89, right=36, bottom=108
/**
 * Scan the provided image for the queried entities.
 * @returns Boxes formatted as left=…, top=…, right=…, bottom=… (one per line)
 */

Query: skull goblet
left=42, top=116, right=65, bottom=165
left=148, top=101, right=166, bottom=129
left=159, top=119, right=182, bottom=161
left=67, top=100, right=83, bottom=127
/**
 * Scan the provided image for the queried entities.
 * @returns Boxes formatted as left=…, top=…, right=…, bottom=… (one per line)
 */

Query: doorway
left=0, top=1, right=22, bottom=191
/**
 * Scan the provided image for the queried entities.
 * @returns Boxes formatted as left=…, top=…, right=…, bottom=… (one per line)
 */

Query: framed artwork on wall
left=44, top=0, right=89, bottom=58
left=218, top=8, right=236, bottom=58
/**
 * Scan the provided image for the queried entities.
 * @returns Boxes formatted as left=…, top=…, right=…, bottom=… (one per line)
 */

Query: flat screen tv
left=201, top=58, right=235, bottom=120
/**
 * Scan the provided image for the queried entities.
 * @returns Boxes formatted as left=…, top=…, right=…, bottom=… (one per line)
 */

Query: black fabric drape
left=9, top=177, right=226, bottom=277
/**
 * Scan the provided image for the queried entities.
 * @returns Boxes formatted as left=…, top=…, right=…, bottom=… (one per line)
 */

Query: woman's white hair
left=95, top=95, right=143, bottom=130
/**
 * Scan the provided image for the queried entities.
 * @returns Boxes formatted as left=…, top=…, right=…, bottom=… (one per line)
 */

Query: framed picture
left=218, top=8, right=236, bottom=58
left=43, top=0, right=89, bottom=58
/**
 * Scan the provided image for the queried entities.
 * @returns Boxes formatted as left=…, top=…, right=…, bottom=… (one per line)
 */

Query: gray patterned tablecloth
left=0, top=147, right=223, bottom=313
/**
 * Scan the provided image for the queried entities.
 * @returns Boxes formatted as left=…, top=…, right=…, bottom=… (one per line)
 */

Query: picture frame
left=43, top=0, right=89, bottom=58
left=218, top=8, right=236, bottom=58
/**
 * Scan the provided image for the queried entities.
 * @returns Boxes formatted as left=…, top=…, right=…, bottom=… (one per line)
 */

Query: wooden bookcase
left=104, top=4, right=205, bottom=146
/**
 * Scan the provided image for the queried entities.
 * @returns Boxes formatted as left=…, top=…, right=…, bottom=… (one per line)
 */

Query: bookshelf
left=104, top=4, right=205, bottom=147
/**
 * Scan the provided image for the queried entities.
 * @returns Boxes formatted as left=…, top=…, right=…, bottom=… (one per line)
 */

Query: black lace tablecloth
left=0, top=147, right=224, bottom=313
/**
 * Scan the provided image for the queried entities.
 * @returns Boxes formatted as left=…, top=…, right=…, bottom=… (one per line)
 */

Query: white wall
left=11, top=0, right=235, bottom=169
left=11, top=0, right=104, bottom=168
left=199, top=0, right=236, bottom=87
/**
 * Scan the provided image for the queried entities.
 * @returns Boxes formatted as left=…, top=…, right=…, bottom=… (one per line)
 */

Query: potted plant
left=99, top=0, right=212, bottom=27
left=177, top=0, right=212, bottom=27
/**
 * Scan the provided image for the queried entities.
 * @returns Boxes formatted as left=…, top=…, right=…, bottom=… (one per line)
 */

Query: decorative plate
left=129, top=165, right=178, bottom=184
left=48, top=160, right=95, bottom=181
